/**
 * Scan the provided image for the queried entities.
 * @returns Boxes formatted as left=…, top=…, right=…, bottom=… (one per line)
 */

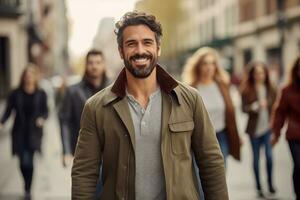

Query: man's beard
left=123, top=53, right=157, bottom=79
left=86, top=73, right=100, bottom=80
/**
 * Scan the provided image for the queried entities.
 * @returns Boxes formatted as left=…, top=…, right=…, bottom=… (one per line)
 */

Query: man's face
left=85, top=54, right=105, bottom=79
left=119, top=25, right=161, bottom=78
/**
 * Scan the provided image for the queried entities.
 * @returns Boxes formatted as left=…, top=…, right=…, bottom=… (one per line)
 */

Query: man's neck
left=126, top=68, right=158, bottom=109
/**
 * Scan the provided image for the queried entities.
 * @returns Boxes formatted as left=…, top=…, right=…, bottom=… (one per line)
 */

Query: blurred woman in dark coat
left=0, top=64, right=48, bottom=198
left=271, top=55, right=300, bottom=200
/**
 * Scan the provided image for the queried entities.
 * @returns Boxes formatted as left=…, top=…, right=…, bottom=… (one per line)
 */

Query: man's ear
left=118, top=47, right=124, bottom=59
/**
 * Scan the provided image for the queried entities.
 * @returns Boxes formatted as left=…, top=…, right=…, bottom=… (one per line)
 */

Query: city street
left=0, top=89, right=295, bottom=199
left=1, top=0, right=299, bottom=199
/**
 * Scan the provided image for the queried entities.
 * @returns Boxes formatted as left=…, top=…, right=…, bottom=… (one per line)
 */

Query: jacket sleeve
left=71, top=101, right=102, bottom=199
left=192, top=93, right=229, bottom=200
left=1, top=91, right=15, bottom=124
left=59, top=88, right=73, bottom=155
left=271, top=89, right=288, bottom=138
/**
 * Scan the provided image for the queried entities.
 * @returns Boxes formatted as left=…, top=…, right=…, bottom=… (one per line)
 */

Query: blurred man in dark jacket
left=59, top=49, right=110, bottom=166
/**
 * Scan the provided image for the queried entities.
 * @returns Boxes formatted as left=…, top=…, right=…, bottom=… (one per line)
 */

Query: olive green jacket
left=72, top=65, right=228, bottom=200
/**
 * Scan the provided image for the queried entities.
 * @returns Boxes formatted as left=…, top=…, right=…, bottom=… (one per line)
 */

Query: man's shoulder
left=85, top=84, right=114, bottom=108
left=68, top=81, right=83, bottom=91
left=175, top=81, right=199, bottom=100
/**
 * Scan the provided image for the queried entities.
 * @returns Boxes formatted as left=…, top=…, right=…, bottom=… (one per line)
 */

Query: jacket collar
left=103, top=64, right=180, bottom=105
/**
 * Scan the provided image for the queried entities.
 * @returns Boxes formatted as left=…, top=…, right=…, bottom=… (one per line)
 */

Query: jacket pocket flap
left=169, top=121, right=194, bottom=132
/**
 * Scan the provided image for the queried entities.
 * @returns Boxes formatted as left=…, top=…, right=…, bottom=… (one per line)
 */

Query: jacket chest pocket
left=169, top=121, right=194, bottom=155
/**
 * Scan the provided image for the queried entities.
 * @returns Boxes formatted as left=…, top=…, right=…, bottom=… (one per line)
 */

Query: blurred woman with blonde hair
left=182, top=47, right=241, bottom=165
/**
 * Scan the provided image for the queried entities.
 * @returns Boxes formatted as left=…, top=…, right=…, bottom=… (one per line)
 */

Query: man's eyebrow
left=124, top=39, right=136, bottom=44
left=144, top=38, right=155, bottom=42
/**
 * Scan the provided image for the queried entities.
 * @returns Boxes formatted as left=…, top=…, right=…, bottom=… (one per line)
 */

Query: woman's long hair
left=240, top=61, right=272, bottom=92
left=181, top=47, right=229, bottom=87
left=288, top=54, right=300, bottom=86
left=19, top=63, right=40, bottom=90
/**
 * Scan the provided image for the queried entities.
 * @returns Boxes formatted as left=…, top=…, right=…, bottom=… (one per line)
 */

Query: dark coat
left=241, top=86, right=277, bottom=136
left=272, top=83, right=300, bottom=140
left=59, top=77, right=110, bottom=155
left=217, top=82, right=241, bottom=161
left=1, top=88, right=48, bottom=155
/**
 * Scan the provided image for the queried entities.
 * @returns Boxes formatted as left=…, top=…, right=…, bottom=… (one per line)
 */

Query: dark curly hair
left=115, top=11, right=163, bottom=48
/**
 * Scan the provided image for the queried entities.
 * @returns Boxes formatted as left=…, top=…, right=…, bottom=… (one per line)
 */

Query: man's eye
left=127, top=43, right=135, bottom=47
left=145, top=41, right=152, bottom=45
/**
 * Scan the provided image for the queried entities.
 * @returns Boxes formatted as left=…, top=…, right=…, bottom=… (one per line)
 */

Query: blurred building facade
left=177, top=0, right=238, bottom=73
left=92, top=17, right=123, bottom=79
left=0, top=0, right=27, bottom=98
left=179, top=0, right=300, bottom=83
left=234, top=0, right=300, bottom=83
left=136, top=0, right=300, bottom=82
left=0, top=0, right=69, bottom=98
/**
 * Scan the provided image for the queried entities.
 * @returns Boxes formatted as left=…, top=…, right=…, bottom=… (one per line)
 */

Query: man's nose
left=136, top=43, right=146, bottom=54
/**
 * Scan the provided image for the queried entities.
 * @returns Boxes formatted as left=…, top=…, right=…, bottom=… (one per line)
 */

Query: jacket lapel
left=113, top=97, right=136, bottom=152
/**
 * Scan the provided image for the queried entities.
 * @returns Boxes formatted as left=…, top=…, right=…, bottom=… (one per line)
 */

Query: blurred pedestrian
left=0, top=64, right=48, bottom=199
left=54, top=76, right=67, bottom=113
left=240, top=61, right=277, bottom=197
left=59, top=49, right=109, bottom=198
left=59, top=49, right=110, bottom=165
left=271, top=55, right=300, bottom=200
left=182, top=47, right=241, bottom=166
left=72, top=11, right=228, bottom=199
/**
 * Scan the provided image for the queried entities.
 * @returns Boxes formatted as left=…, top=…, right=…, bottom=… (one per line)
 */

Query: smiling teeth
left=134, top=58, right=147, bottom=62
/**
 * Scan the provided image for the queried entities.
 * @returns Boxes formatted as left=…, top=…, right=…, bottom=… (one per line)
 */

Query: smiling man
left=71, top=11, right=228, bottom=200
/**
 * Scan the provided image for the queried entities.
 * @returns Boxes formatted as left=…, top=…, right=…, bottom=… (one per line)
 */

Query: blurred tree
left=135, top=0, right=186, bottom=59
left=72, top=55, right=85, bottom=75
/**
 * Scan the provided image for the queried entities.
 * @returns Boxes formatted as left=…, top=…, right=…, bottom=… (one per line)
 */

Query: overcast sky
left=67, top=0, right=138, bottom=58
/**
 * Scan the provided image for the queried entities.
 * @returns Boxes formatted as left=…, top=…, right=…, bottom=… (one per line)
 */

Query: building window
left=284, top=0, right=298, bottom=9
left=266, top=47, right=282, bottom=83
left=265, top=0, right=277, bottom=15
left=0, top=37, right=10, bottom=98
left=240, top=0, right=255, bottom=22
left=243, top=49, right=252, bottom=66
left=212, top=18, right=215, bottom=39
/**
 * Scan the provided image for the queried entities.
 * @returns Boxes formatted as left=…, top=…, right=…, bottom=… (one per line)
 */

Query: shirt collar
left=103, top=64, right=181, bottom=106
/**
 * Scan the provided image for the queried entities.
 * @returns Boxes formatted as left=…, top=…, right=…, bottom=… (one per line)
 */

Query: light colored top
left=126, top=88, right=166, bottom=200
left=197, top=82, right=225, bottom=132
left=255, top=85, right=269, bottom=137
